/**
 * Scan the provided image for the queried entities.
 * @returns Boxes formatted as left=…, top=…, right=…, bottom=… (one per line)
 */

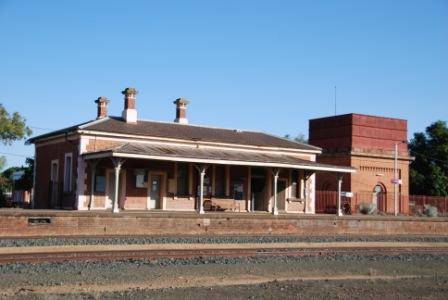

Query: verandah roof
left=82, top=143, right=355, bottom=173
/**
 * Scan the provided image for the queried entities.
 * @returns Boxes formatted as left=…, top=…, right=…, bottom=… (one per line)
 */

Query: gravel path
left=70, top=276, right=448, bottom=300
left=2, top=234, right=448, bottom=248
left=1, top=253, right=448, bottom=299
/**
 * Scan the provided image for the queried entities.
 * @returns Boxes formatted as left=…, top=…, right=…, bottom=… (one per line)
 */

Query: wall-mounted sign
left=390, top=179, right=402, bottom=185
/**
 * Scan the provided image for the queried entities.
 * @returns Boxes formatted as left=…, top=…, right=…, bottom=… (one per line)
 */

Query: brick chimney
left=173, top=98, right=189, bottom=124
left=122, top=87, right=138, bottom=123
left=94, top=96, right=109, bottom=119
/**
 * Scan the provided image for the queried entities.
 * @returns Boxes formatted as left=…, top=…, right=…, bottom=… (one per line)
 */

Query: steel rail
left=1, top=247, right=448, bottom=264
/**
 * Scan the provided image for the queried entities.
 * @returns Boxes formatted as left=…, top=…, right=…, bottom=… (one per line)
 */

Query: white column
left=112, top=159, right=124, bottom=213
left=246, top=166, right=251, bottom=212
left=299, top=170, right=305, bottom=199
left=272, top=169, right=279, bottom=215
left=337, top=173, right=343, bottom=217
left=76, top=137, right=89, bottom=210
left=198, top=166, right=206, bottom=214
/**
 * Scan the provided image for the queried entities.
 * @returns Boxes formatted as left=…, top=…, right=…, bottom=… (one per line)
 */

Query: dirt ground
left=1, top=253, right=448, bottom=299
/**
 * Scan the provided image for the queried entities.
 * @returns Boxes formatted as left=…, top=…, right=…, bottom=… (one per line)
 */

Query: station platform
left=0, top=209, right=447, bottom=238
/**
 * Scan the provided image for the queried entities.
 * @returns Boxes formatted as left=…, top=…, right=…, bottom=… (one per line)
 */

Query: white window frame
left=63, top=153, right=73, bottom=193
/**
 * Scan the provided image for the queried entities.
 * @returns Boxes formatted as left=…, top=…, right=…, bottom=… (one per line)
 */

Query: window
left=291, top=170, right=299, bottom=198
left=177, top=163, right=189, bottom=196
left=94, top=169, right=106, bottom=193
left=63, top=153, right=73, bottom=192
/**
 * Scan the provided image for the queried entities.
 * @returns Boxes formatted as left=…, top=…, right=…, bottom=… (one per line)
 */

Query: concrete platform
left=0, top=209, right=447, bottom=237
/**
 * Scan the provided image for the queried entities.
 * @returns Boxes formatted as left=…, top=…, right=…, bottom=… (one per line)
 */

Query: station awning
left=83, top=143, right=355, bottom=173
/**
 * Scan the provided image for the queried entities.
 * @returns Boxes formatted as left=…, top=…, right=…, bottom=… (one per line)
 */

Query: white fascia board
left=83, top=152, right=355, bottom=173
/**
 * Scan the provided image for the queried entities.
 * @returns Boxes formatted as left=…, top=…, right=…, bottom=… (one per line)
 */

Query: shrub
left=359, top=202, right=377, bottom=215
left=423, top=204, right=438, bottom=217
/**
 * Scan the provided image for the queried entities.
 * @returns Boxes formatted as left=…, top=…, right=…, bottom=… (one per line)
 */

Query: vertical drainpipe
left=31, top=146, right=37, bottom=208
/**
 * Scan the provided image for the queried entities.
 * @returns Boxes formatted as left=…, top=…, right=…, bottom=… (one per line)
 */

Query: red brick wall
left=1, top=211, right=447, bottom=237
left=309, top=114, right=408, bottom=155
left=34, top=139, right=79, bottom=209
left=309, top=113, right=411, bottom=214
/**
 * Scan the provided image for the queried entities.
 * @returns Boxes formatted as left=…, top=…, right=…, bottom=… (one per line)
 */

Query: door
left=277, top=179, right=287, bottom=211
left=251, top=177, right=266, bottom=211
left=50, top=160, right=59, bottom=208
left=149, top=174, right=162, bottom=209
left=374, top=184, right=386, bottom=212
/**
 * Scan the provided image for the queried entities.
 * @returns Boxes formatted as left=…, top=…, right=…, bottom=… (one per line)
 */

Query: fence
left=315, top=191, right=448, bottom=216
left=408, top=195, right=448, bottom=217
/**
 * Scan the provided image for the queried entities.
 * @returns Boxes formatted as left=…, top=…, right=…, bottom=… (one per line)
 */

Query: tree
left=0, top=104, right=32, bottom=169
left=0, top=104, right=32, bottom=145
left=0, top=104, right=32, bottom=205
left=409, top=121, right=448, bottom=196
left=284, top=133, right=308, bottom=143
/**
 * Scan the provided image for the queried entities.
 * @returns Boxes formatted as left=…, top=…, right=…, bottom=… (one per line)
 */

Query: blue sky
left=0, top=0, right=447, bottom=168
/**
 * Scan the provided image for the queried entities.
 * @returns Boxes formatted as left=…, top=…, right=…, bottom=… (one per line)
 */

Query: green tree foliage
left=409, top=121, right=448, bottom=196
left=0, top=104, right=32, bottom=145
left=0, top=104, right=32, bottom=169
left=284, top=133, right=308, bottom=143
left=0, top=104, right=32, bottom=205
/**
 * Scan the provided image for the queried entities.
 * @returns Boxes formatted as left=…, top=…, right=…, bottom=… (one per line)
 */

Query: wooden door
left=149, top=174, right=162, bottom=209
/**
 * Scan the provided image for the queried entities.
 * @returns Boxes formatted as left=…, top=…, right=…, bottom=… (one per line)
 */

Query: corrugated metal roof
left=83, top=143, right=354, bottom=172
left=28, top=116, right=321, bottom=152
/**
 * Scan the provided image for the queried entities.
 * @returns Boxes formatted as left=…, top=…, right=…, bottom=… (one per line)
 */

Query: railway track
left=1, top=245, right=448, bottom=264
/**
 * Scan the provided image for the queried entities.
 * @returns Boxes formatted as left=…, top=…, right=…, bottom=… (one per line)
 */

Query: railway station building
left=28, top=88, right=353, bottom=214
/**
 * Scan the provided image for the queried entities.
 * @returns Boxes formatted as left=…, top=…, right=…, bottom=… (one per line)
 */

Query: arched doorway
left=373, top=183, right=387, bottom=212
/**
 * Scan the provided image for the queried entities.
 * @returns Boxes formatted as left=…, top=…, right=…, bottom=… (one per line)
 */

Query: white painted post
left=246, top=166, right=251, bottom=212
left=337, top=173, right=343, bottom=217
left=112, top=159, right=123, bottom=213
left=199, top=167, right=206, bottom=214
left=394, top=142, right=398, bottom=216
left=273, top=169, right=279, bottom=216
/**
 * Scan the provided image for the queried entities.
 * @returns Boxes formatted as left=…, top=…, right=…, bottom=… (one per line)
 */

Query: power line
left=29, top=125, right=55, bottom=131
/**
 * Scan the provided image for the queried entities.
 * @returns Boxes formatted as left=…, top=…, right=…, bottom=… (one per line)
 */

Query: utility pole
left=394, top=142, right=398, bottom=216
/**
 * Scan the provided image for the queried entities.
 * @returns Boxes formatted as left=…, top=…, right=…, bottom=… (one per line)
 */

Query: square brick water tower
left=309, top=113, right=413, bottom=214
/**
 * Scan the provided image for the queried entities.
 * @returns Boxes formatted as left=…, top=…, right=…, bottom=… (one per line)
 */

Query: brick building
left=309, top=114, right=413, bottom=214
left=28, top=88, right=353, bottom=214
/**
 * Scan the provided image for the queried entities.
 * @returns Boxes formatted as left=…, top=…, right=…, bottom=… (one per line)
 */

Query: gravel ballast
left=1, top=253, right=448, bottom=299
left=2, top=234, right=448, bottom=248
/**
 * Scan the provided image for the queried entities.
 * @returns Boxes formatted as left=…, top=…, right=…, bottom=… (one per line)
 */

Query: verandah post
left=272, top=168, right=280, bottom=216
left=195, top=164, right=208, bottom=214
left=337, top=173, right=343, bottom=217
left=111, top=158, right=124, bottom=213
